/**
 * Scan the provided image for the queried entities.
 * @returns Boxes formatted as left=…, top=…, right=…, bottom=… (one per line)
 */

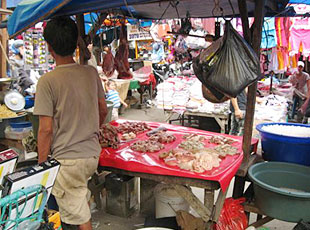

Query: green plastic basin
left=248, top=162, right=310, bottom=222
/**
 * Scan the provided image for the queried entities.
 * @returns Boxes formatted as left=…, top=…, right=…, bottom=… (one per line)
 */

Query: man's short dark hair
left=43, top=16, right=78, bottom=56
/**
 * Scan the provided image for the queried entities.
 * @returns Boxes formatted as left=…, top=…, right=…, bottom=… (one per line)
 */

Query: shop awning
left=7, top=0, right=289, bottom=38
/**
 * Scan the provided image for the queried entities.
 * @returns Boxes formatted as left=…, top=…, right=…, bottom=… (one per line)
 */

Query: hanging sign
left=127, top=25, right=152, bottom=41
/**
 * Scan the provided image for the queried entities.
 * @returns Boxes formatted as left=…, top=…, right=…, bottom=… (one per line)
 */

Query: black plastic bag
left=193, top=38, right=228, bottom=102
left=194, top=21, right=260, bottom=98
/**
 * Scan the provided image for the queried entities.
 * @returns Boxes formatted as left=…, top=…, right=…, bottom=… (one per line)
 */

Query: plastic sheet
left=99, top=120, right=258, bottom=191
left=213, top=198, right=248, bottom=230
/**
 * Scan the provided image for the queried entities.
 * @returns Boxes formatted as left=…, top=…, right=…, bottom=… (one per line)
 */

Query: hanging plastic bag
left=213, top=197, right=248, bottom=230
left=195, top=21, right=260, bottom=98
left=193, top=37, right=228, bottom=102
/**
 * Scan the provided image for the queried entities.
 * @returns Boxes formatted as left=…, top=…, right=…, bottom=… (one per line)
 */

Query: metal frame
left=101, top=166, right=228, bottom=229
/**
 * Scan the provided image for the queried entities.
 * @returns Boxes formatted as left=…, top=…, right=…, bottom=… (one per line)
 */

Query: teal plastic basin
left=248, top=162, right=310, bottom=222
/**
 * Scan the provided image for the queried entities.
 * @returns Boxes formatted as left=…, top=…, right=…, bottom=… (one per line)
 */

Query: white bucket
left=154, top=184, right=190, bottom=218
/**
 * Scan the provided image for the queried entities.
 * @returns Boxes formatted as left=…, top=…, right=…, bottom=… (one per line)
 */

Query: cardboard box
left=1, top=159, right=60, bottom=229
left=0, top=149, right=18, bottom=185
left=2, top=159, right=60, bottom=197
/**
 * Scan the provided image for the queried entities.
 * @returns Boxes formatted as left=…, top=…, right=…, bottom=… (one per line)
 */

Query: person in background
left=9, top=39, right=34, bottom=95
left=229, top=90, right=247, bottom=136
left=105, top=80, right=127, bottom=120
left=289, top=61, right=310, bottom=121
left=34, top=17, right=107, bottom=230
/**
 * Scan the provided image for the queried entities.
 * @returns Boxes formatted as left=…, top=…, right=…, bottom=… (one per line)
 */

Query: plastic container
left=24, top=96, right=35, bottom=109
left=154, top=184, right=190, bottom=218
left=104, top=100, right=113, bottom=123
left=9, top=121, right=32, bottom=129
left=248, top=162, right=310, bottom=222
left=0, top=113, right=27, bottom=138
left=105, top=173, right=138, bottom=218
left=5, top=126, right=32, bottom=140
left=256, top=122, right=310, bottom=166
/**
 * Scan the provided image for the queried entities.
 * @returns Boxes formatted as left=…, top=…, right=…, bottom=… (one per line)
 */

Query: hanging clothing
left=261, top=17, right=277, bottom=49
left=289, top=17, right=310, bottom=57
left=276, top=17, right=291, bottom=48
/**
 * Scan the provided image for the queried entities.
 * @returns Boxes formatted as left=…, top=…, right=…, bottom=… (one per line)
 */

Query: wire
left=170, top=0, right=180, bottom=19
left=228, top=0, right=236, bottom=18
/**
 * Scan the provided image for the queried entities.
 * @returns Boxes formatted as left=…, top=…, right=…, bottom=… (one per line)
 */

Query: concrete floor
left=91, top=101, right=296, bottom=230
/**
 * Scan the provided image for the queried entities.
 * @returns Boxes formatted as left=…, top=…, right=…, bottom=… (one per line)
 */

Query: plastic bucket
left=104, top=100, right=113, bottom=123
left=256, top=122, right=310, bottom=166
left=248, top=162, right=310, bottom=222
left=154, top=184, right=189, bottom=218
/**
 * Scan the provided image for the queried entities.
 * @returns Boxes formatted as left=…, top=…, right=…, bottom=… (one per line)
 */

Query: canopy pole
left=0, top=0, right=7, bottom=78
left=240, top=0, right=265, bottom=173
left=87, top=13, right=107, bottom=42
left=76, top=14, right=86, bottom=65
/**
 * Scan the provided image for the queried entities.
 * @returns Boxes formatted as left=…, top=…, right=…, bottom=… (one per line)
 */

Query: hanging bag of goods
left=193, top=36, right=227, bottom=102
left=194, top=21, right=260, bottom=98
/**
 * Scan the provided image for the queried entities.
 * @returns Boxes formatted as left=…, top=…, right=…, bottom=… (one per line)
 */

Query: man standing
left=289, top=61, right=310, bottom=121
left=34, top=17, right=107, bottom=230
left=229, top=90, right=247, bottom=136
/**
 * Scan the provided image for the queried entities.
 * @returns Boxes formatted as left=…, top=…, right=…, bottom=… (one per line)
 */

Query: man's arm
left=37, top=116, right=53, bottom=163
left=99, top=97, right=108, bottom=126
left=300, top=79, right=310, bottom=114
left=231, top=98, right=243, bottom=119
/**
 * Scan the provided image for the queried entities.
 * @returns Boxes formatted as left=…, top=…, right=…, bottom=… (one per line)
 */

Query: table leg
left=212, top=189, right=228, bottom=222
left=173, top=184, right=212, bottom=222
left=232, top=176, right=246, bottom=199
left=204, top=189, right=215, bottom=230
left=214, top=117, right=225, bottom=133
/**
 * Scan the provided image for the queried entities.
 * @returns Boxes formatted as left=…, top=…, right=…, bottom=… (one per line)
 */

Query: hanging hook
left=212, top=0, right=223, bottom=17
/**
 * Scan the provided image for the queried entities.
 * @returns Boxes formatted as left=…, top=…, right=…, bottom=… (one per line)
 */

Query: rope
left=0, top=39, right=11, bottom=64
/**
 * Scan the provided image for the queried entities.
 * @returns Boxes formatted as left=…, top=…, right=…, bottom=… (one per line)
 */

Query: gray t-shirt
left=230, top=90, right=247, bottom=112
left=34, top=63, right=105, bottom=159
left=289, top=71, right=310, bottom=95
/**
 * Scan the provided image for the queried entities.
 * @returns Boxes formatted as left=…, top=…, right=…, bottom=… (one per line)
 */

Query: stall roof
left=8, top=0, right=290, bottom=38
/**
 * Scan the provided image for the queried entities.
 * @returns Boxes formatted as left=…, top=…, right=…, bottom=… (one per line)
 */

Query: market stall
left=156, top=75, right=230, bottom=133
left=4, top=0, right=295, bottom=229
left=99, top=119, right=258, bottom=225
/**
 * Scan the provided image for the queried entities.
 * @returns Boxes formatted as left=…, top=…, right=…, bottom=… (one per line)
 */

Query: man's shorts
left=52, top=156, right=99, bottom=225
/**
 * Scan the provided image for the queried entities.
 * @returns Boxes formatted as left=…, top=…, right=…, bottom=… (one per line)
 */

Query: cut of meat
left=214, top=144, right=238, bottom=157
left=178, top=139, right=205, bottom=151
left=209, top=135, right=237, bottom=145
left=102, top=50, right=115, bottom=78
left=99, top=124, right=120, bottom=149
left=149, top=131, right=176, bottom=143
left=117, top=121, right=152, bottom=134
left=115, top=23, right=132, bottom=79
left=130, top=140, right=164, bottom=153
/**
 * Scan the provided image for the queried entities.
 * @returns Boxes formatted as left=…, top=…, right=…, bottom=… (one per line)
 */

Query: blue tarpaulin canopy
left=7, top=0, right=289, bottom=38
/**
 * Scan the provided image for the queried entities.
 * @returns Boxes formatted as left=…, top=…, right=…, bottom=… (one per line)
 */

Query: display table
left=165, top=110, right=230, bottom=133
left=99, top=120, right=258, bottom=226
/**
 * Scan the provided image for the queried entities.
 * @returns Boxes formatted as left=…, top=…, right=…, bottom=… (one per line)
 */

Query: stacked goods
left=99, top=124, right=120, bottom=149
left=117, top=121, right=152, bottom=134
left=159, top=148, right=221, bottom=173
left=159, top=134, right=239, bottom=173
left=0, top=105, right=17, bottom=118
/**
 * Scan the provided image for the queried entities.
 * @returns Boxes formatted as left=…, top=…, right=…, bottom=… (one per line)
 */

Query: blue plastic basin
left=256, top=123, right=310, bottom=166
left=249, top=162, right=310, bottom=222
left=9, top=121, right=32, bottom=129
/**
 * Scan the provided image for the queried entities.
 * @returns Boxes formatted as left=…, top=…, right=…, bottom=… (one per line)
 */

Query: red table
left=99, top=119, right=258, bottom=226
